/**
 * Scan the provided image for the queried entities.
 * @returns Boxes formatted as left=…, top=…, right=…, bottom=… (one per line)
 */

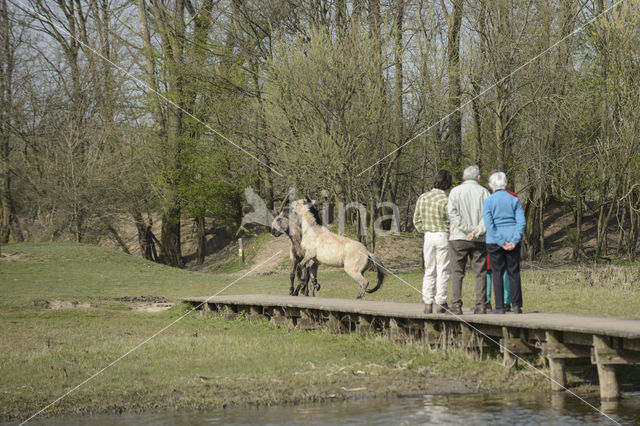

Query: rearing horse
left=271, top=206, right=320, bottom=296
left=292, top=197, right=385, bottom=299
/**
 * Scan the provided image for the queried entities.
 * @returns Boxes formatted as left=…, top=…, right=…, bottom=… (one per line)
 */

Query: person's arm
left=483, top=197, right=504, bottom=246
left=447, top=190, right=461, bottom=234
left=471, top=218, right=486, bottom=239
left=440, top=197, right=450, bottom=229
left=413, top=195, right=425, bottom=233
left=510, top=197, right=526, bottom=245
left=470, top=189, right=490, bottom=239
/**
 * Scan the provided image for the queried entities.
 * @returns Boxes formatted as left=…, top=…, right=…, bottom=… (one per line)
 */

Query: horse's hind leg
left=346, top=269, right=369, bottom=299
left=289, top=259, right=298, bottom=296
left=309, top=263, right=319, bottom=296
left=302, top=266, right=311, bottom=296
left=296, top=264, right=309, bottom=296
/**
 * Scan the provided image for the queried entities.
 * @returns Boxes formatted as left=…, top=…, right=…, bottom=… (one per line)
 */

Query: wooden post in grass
left=238, top=238, right=245, bottom=264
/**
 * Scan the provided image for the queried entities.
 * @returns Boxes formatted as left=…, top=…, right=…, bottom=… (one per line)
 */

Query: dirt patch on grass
left=114, top=295, right=170, bottom=303
left=32, top=297, right=174, bottom=312
left=113, top=296, right=174, bottom=312
left=0, top=252, right=22, bottom=261
left=33, top=300, right=92, bottom=310
left=131, top=302, right=174, bottom=312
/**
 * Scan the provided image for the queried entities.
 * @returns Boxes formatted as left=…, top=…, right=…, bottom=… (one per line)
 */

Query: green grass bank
left=1, top=242, right=639, bottom=421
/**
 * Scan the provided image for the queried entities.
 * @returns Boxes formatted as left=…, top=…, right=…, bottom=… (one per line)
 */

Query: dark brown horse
left=271, top=206, right=320, bottom=296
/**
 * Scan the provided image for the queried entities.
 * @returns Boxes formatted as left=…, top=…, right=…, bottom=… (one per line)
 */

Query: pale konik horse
left=271, top=206, right=320, bottom=296
left=292, top=197, right=385, bottom=299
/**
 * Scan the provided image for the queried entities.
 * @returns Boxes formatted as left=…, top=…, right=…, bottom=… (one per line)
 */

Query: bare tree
left=440, top=0, right=463, bottom=172
left=0, top=0, right=20, bottom=243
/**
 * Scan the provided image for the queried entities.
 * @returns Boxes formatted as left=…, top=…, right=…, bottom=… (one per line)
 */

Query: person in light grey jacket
left=447, top=165, right=491, bottom=314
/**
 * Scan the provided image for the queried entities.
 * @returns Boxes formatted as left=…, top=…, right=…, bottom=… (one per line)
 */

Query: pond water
left=11, top=391, right=640, bottom=425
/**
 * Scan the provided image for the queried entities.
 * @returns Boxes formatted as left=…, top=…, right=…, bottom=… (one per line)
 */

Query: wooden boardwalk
left=181, top=294, right=640, bottom=401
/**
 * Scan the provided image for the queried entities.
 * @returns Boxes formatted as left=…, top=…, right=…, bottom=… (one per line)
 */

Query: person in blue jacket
left=483, top=172, right=526, bottom=314
left=485, top=187, right=520, bottom=311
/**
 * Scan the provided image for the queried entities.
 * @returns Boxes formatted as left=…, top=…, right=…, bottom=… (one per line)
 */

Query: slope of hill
left=99, top=202, right=634, bottom=276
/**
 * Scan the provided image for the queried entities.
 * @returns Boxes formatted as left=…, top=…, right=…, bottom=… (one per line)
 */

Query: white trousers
left=422, top=232, right=450, bottom=305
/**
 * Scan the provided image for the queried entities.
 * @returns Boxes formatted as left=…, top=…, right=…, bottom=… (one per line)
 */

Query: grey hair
left=489, top=172, right=508, bottom=192
left=462, top=165, right=480, bottom=181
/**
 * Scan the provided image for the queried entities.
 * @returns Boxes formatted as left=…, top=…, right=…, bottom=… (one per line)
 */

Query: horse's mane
left=305, top=201, right=323, bottom=226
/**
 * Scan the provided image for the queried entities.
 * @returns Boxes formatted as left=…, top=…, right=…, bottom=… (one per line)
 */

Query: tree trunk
left=106, top=223, right=131, bottom=255
left=495, top=91, right=510, bottom=172
left=629, top=191, right=638, bottom=259
left=394, top=0, right=404, bottom=154
left=133, top=210, right=158, bottom=262
left=538, top=191, right=545, bottom=258
left=594, top=0, right=609, bottom=260
left=441, top=0, right=463, bottom=171
left=135, top=0, right=164, bottom=129
left=196, top=215, right=206, bottom=265
left=0, top=113, right=9, bottom=243
left=0, top=0, right=10, bottom=243
left=524, top=188, right=540, bottom=258
left=616, top=201, right=626, bottom=256
left=575, top=191, right=583, bottom=261
left=160, top=194, right=183, bottom=267
left=471, top=77, right=483, bottom=168
left=137, top=0, right=187, bottom=267
left=369, top=199, right=376, bottom=253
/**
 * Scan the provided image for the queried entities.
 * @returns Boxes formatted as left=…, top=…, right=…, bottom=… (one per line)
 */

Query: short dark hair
left=433, top=169, right=452, bottom=190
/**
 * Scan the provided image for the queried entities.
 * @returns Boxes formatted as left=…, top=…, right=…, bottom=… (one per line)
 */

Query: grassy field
left=1, top=242, right=639, bottom=420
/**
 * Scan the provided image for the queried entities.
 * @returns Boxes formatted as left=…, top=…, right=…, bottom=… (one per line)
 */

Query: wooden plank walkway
left=183, top=294, right=640, bottom=339
left=181, top=294, right=640, bottom=401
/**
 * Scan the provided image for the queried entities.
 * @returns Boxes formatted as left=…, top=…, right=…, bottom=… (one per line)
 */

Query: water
left=11, top=392, right=640, bottom=425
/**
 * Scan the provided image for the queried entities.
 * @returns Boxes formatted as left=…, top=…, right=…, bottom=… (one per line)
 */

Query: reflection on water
left=12, top=392, right=640, bottom=426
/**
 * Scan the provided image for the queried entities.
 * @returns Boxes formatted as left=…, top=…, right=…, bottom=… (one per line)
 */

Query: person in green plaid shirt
left=413, top=169, right=452, bottom=314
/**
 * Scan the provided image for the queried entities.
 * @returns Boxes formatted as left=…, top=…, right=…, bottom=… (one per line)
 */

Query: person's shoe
left=485, top=303, right=492, bottom=311
left=513, top=305, right=523, bottom=314
left=492, top=308, right=506, bottom=314
left=424, top=304, right=433, bottom=314
left=436, top=303, right=449, bottom=314
left=505, top=304, right=511, bottom=312
left=473, top=305, right=487, bottom=314
left=448, top=304, right=463, bottom=315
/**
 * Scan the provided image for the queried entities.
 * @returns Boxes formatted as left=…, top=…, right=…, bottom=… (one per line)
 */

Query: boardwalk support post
left=326, top=312, right=342, bottom=333
left=298, top=309, right=316, bottom=330
left=248, top=306, right=262, bottom=321
left=223, top=305, right=237, bottom=320
left=270, top=307, right=293, bottom=327
left=423, top=322, right=440, bottom=346
left=501, top=327, right=517, bottom=369
left=593, top=335, right=620, bottom=401
left=356, top=315, right=372, bottom=334
left=388, top=318, right=401, bottom=341
left=545, top=331, right=567, bottom=392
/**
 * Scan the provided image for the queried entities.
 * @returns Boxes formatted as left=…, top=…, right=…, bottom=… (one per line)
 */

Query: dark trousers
left=449, top=240, right=487, bottom=308
left=486, top=243, right=523, bottom=309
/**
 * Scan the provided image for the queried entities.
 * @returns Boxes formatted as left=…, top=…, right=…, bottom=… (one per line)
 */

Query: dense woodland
left=1, top=0, right=640, bottom=266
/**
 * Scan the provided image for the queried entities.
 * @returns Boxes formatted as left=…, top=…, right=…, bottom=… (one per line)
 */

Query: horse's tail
left=366, top=253, right=386, bottom=294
